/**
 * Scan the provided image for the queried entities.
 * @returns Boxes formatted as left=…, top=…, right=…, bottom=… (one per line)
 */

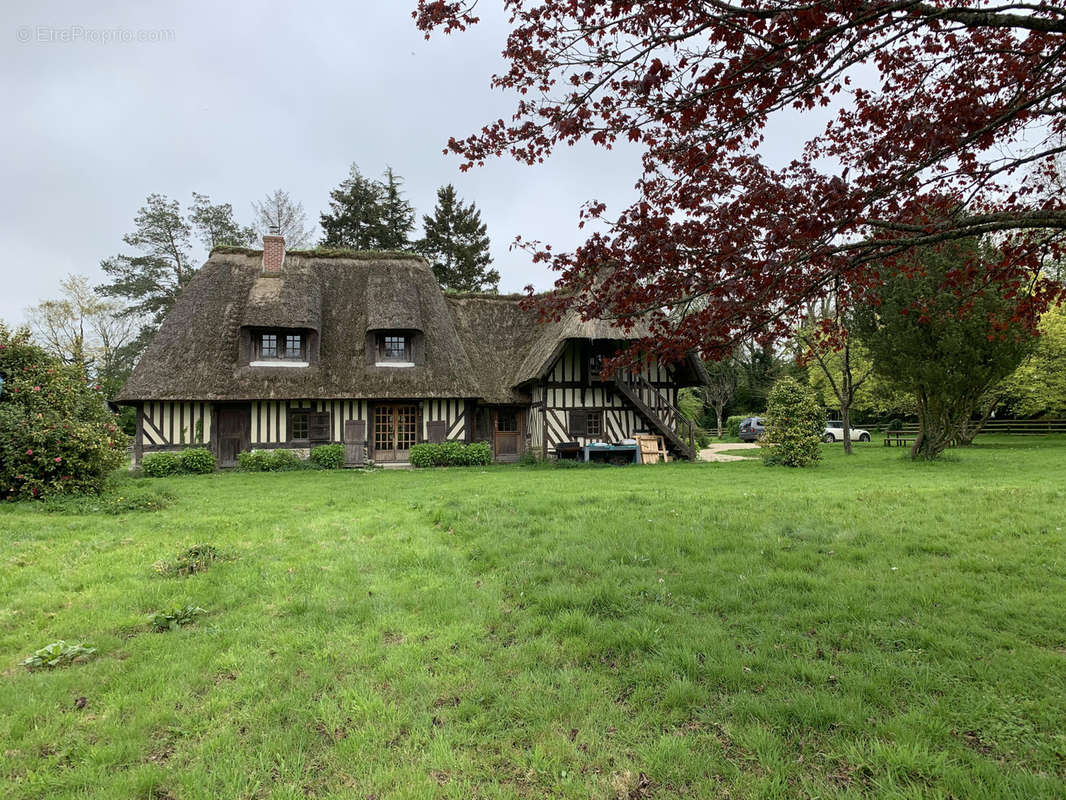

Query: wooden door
left=373, top=404, right=418, bottom=462
left=216, top=404, right=249, bottom=467
left=493, top=408, right=521, bottom=461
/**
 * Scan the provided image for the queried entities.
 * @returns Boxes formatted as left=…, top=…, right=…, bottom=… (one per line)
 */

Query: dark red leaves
left=415, top=0, right=1066, bottom=362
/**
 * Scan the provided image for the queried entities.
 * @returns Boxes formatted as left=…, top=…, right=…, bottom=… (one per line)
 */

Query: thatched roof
left=445, top=293, right=540, bottom=403
left=366, top=268, right=423, bottom=332
left=514, top=313, right=652, bottom=387
left=241, top=262, right=322, bottom=331
left=117, top=248, right=704, bottom=404
left=117, top=252, right=477, bottom=402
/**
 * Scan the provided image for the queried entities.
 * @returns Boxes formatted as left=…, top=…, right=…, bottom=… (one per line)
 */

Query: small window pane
left=291, top=411, right=308, bottom=440
left=586, top=412, right=602, bottom=436
left=496, top=412, right=518, bottom=432
left=261, top=334, right=277, bottom=358
left=285, top=334, right=303, bottom=359
left=383, top=335, right=408, bottom=360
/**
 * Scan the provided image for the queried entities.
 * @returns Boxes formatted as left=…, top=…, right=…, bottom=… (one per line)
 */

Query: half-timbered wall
left=139, top=398, right=467, bottom=454
left=540, top=341, right=680, bottom=455
left=245, top=400, right=367, bottom=444
left=528, top=385, right=545, bottom=454
left=141, top=401, right=212, bottom=447
left=423, top=398, right=467, bottom=441
left=246, top=399, right=466, bottom=445
left=547, top=342, right=674, bottom=386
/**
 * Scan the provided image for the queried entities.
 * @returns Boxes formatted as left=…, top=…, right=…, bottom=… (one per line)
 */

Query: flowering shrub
left=309, top=443, right=345, bottom=469
left=0, top=325, right=130, bottom=500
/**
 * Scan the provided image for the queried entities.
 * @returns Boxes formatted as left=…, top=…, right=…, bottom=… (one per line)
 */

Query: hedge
left=236, top=449, right=305, bottom=472
left=309, top=443, right=345, bottom=469
left=409, top=441, right=492, bottom=467
left=141, top=448, right=216, bottom=477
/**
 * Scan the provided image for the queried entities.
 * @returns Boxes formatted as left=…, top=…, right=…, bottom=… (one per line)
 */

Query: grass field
left=2, top=437, right=1065, bottom=799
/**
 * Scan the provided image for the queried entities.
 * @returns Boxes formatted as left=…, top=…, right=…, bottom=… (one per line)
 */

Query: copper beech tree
left=415, top=1, right=1066, bottom=364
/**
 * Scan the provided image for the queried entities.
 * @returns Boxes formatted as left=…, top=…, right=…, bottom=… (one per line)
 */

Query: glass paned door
left=373, top=404, right=419, bottom=462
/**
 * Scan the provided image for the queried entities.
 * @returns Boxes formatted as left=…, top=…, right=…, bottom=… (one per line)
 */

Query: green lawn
left=2, top=438, right=1065, bottom=799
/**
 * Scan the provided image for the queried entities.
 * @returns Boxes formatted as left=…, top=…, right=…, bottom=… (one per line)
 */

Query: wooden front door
left=216, top=404, right=250, bottom=467
left=493, top=408, right=522, bottom=461
left=373, top=404, right=418, bottom=462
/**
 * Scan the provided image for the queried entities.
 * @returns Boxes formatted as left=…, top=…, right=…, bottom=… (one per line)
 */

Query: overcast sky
left=1, top=1, right=822, bottom=327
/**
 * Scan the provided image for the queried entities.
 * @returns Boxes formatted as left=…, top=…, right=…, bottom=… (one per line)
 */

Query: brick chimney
left=262, top=233, right=285, bottom=274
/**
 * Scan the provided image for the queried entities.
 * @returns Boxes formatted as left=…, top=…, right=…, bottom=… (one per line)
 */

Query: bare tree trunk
left=714, top=404, right=725, bottom=438
left=841, top=404, right=853, bottom=455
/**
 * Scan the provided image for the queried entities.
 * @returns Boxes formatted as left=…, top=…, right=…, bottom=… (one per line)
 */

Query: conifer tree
left=417, top=184, right=499, bottom=292
left=320, top=165, right=415, bottom=250
left=377, top=167, right=416, bottom=250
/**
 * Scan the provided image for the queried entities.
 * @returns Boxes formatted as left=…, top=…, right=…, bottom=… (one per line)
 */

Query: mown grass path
left=2, top=438, right=1065, bottom=798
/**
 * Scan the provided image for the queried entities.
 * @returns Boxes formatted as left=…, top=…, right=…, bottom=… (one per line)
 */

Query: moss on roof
left=210, top=245, right=426, bottom=261
left=118, top=249, right=701, bottom=404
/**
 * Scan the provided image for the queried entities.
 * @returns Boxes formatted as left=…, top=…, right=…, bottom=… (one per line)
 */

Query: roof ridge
left=210, top=245, right=427, bottom=261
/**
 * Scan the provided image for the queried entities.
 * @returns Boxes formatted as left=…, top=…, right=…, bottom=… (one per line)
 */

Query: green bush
left=409, top=440, right=493, bottom=468
left=696, top=431, right=713, bottom=449
left=270, top=449, right=304, bottom=471
left=726, top=414, right=755, bottom=438
left=178, top=447, right=216, bottom=474
left=761, top=378, right=823, bottom=467
left=142, top=451, right=182, bottom=477
left=236, top=450, right=271, bottom=472
left=409, top=443, right=440, bottom=468
left=0, top=325, right=130, bottom=500
left=463, top=441, right=492, bottom=466
left=23, top=641, right=96, bottom=671
left=237, top=449, right=305, bottom=472
left=310, top=443, right=345, bottom=469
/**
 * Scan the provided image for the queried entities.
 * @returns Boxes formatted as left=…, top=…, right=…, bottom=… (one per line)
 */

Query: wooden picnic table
left=883, top=430, right=915, bottom=447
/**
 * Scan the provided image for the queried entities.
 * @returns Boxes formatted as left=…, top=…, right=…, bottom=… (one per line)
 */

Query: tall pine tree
left=416, top=185, right=498, bottom=292
left=97, top=193, right=195, bottom=324
left=320, top=164, right=415, bottom=250
left=378, top=167, right=415, bottom=250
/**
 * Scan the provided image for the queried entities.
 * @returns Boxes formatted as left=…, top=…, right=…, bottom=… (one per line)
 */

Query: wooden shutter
left=427, top=420, right=446, bottom=444
left=344, top=420, right=366, bottom=466
left=308, top=411, right=331, bottom=442
left=568, top=410, right=587, bottom=436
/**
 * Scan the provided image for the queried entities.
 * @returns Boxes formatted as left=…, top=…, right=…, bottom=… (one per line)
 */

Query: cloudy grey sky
left=1, top=1, right=821, bottom=327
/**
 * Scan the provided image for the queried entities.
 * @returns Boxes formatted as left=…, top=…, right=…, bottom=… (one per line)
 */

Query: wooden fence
left=884, top=419, right=1066, bottom=435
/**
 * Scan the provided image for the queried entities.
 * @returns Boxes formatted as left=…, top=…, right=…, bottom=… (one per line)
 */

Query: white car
left=823, top=420, right=871, bottom=443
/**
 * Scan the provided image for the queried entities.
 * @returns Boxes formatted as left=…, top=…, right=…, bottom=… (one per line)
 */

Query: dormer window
left=250, top=330, right=309, bottom=367
left=375, top=333, right=414, bottom=367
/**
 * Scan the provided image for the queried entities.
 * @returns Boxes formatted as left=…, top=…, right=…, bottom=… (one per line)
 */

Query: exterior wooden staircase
left=615, top=372, right=697, bottom=460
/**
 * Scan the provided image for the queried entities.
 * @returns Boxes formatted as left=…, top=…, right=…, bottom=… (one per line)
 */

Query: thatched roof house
left=118, top=236, right=704, bottom=465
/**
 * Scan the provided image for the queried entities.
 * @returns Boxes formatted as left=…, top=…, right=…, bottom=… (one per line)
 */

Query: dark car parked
left=738, top=416, right=765, bottom=442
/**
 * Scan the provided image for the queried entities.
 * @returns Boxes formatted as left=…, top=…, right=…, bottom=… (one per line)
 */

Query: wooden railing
left=980, top=419, right=1066, bottom=434
left=615, top=371, right=696, bottom=459
left=880, top=419, right=1066, bottom=436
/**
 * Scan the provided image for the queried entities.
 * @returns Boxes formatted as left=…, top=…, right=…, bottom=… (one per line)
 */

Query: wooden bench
left=883, top=430, right=915, bottom=447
